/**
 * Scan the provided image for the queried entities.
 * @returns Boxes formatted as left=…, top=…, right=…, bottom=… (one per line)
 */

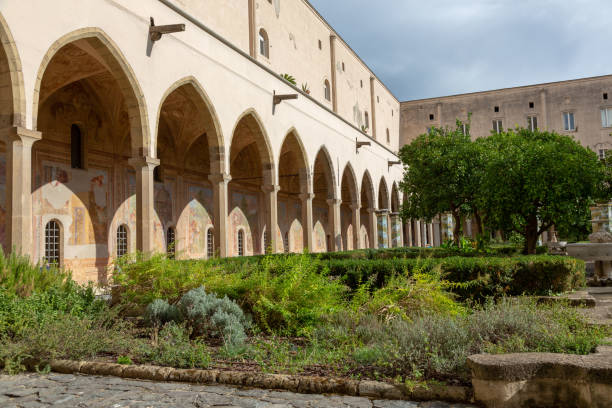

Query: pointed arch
left=0, top=12, right=26, bottom=128
left=229, top=108, right=274, bottom=180
left=156, top=76, right=225, bottom=174
left=391, top=181, right=401, bottom=213
left=340, top=162, right=359, bottom=205
left=31, top=27, right=149, bottom=154
left=378, top=177, right=390, bottom=210
left=360, top=170, right=375, bottom=210
left=312, top=145, right=337, bottom=199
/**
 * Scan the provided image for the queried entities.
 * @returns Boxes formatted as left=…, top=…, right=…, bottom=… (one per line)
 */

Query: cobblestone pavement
left=0, top=373, right=477, bottom=408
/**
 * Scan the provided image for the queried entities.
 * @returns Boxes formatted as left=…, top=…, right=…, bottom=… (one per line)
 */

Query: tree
left=399, top=121, right=483, bottom=242
left=477, top=128, right=609, bottom=254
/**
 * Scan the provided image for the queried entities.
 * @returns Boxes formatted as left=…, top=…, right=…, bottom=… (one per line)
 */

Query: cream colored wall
left=0, top=0, right=403, bottom=274
left=172, top=0, right=250, bottom=54
left=400, top=76, right=612, bottom=154
left=374, top=78, right=400, bottom=151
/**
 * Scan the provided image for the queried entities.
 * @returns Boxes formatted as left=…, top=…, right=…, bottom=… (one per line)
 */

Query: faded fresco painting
left=35, top=161, right=110, bottom=282
left=278, top=199, right=302, bottom=252
left=178, top=184, right=213, bottom=258
left=0, top=156, right=6, bottom=252
left=313, top=204, right=329, bottom=252
left=153, top=180, right=175, bottom=253
left=110, top=169, right=137, bottom=259
left=377, top=214, right=388, bottom=248
left=229, top=191, right=259, bottom=256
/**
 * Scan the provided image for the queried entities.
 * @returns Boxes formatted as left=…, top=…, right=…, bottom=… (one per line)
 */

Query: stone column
left=299, top=192, right=314, bottom=251
left=414, top=220, right=422, bottom=247
left=382, top=210, right=391, bottom=248
left=262, top=184, right=280, bottom=253
left=327, top=198, right=342, bottom=251
left=129, top=156, right=160, bottom=254
left=428, top=223, right=434, bottom=247
left=350, top=203, right=361, bottom=250
left=209, top=173, right=230, bottom=257
left=406, top=220, right=413, bottom=247
left=367, top=208, right=378, bottom=249
left=6, top=127, right=41, bottom=258
left=433, top=216, right=442, bottom=247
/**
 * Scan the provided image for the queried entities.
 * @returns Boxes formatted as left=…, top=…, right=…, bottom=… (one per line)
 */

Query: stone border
left=49, top=360, right=473, bottom=404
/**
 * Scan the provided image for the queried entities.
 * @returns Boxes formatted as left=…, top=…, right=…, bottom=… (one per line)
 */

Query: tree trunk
left=452, top=210, right=461, bottom=244
left=524, top=215, right=539, bottom=255
left=473, top=211, right=483, bottom=236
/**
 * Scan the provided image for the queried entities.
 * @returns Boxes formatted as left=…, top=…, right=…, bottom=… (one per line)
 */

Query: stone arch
left=312, top=146, right=336, bottom=252
left=277, top=128, right=308, bottom=252
left=391, top=182, right=401, bottom=213
left=378, top=177, right=390, bottom=211
left=31, top=27, right=149, bottom=155
left=360, top=170, right=376, bottom=248
left=228, top=109, right=275, bottom=256
left=340, top=162, right=359, bottom=251
left=0, top=12, right=26, bottom=128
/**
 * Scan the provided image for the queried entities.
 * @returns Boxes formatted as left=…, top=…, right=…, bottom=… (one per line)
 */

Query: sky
left=308, top=0, right=612, bottom=101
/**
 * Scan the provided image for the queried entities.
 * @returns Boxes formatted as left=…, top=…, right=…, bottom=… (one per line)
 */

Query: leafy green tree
left=399, top=121, right=483, bottom=242
left=477, top=128, right=609, bottom=254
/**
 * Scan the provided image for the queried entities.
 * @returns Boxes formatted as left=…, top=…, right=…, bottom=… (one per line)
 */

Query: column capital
left=261, top=184, right=280, bottom=193
left=128, top=156, right=160, bottom=170
left=350, top=203, right=361, bottom=211
left=7, top=126, right=42, bottom=145
left=298, top=192, right=314, bottom=201
left=208, top=173, right=231, bottom=184
left=366, top=207, right=377, bottom=214
left=326, top=198, right=341, bottom=206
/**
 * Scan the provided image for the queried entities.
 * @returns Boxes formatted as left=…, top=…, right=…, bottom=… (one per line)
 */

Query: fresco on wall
left=278, top=199, right=302, bottom=252
left=313, top=204, right=329, bottom=252
left=153, top=180, right=174, bottom=253
left=391, top=216, right=402, bottom=248
left=0, top=156, right=6, bottom=252
left=230, top=191, right=259, bottom=255
left=377, top=214, right=388, bottom=248
left=181, top=185, right=213, bottom=258
left=35, top=162, right=110, bottom=282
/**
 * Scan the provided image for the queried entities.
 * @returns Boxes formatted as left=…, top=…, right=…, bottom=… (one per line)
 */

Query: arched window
left=364, top=112, right=370, bottom=129
left=70, top=124, right=83, bottom=169
left=238, top=230, right=245, bottom=257
left=324, top=80, right=331, bottom=101
left=263, top=230, right=268, bottom=254
left=116, top=224, right=128, bottom=257
left=386, top=129, right=390, bottom=143
left=259, top=29, right=269, bottom=58
left=167, top=227, right=176, bottom=259
left=44, top=220, right=61, bottom=266
left=207, top=228, right=214, bottom=259
left=283, top=231, right=289, bottom=253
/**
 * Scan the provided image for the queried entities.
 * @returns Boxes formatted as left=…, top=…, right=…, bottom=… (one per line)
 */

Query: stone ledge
left=467, top=347, right=612, bottom=408
left=48, top=360, right=473, bottom=404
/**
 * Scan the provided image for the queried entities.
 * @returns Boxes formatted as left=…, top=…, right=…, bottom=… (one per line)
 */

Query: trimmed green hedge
left=324, top=255, right=585, bottom=300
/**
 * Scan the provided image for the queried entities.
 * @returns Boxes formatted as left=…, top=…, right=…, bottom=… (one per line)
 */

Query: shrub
left=0, top=251, right=73, bottom=297
left=138, top=322, right=210, bottom=369
left=144, top=299, right=179, bottom=328
left=176, top=287, right=250, bottom=348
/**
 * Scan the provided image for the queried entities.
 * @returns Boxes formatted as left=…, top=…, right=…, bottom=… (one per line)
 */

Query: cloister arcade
left=0, top=2, right=414, bottom=284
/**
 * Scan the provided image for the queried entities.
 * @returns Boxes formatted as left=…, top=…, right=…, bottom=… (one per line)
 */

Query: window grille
left=117, top=224, right=128, bottom=257
left=207, top=228, right=214, bottom=258
left=167, top=227, right=176, bottom=259
left=238, top=230, right=245, bottom=256
left=45, top=220, right=61, bottom=266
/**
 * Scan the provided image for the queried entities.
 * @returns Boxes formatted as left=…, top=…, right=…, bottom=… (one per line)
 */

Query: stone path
left=0, top=373, right=476, bottom=408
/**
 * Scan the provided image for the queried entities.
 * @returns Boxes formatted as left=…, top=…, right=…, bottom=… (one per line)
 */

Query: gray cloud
left=308, top=0, right=612, bottom=101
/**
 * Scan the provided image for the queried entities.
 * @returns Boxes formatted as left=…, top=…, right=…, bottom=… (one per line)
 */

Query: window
left=377, top=96, right=380, bottom=103
left=44, top=220, right=61, bottom=266
left=326, top=234, right=331, bottom=252
left=601, top=108, right=612, bottom=128
left=529, top=102, right=534, bottom=109
left=563, top=112, right=576, bottom=131
left=429, top=114, right=434, bottom=121
left=364, top=112, right=369, bottom=128
left=207, top=228, right=214, bottom=259
left=604, top=93, right=608, bottom=100
left=283, top=231, right=289, bottom=253
left=70, top=124, right=83, bottom=169
left=154, top=166, right=162, bottom=183
left=258, top=29, right=269, bottom=58
left=492, top=120, right=503, bottom=133
left=386, top=129, right=390, bottom=143
left=324, top=80, right=331, bottom=101
left=342, top=62, right=345, bottom=71
left=263, top=230, right=268, bottom=254
left=238, top=230, right=244, bottom=256
left=527, top=116, right=538, bottom=131
left=318, top=39, right=322, bottom=50
left=599, top=149, right=608, bottom=160
left=166, top=227, right=176, bottom=259
left=494, top=106, right=500, bottom=113
left=116, top=224, right=128, bottom=257
left=461, top=123, right=468, bottom=135
left=360, top=80, right=363, bottom=88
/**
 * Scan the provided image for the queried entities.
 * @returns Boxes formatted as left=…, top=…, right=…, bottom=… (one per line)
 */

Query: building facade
left=400, top=75, right=612, bottom=158
left=0, top=0, right=405, bottom=284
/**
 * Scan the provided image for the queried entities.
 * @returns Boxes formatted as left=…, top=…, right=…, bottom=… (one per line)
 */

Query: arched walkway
left=31, top=28, right=148, bottom=283
left=156, top=78, right=224, bottom=259
left=340, top=163, right=359, bottom=251
left=390, top=182, right=403, bottom=247
left=377, top=178, right=390, bottom=248
left=360, top=171, right=376, bottom=249
left=312, top=147, right=337, bottom=252
left=228, top=110, right=275, bottom=256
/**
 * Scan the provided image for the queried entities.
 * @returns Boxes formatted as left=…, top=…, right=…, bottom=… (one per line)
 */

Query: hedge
left=324, top=255, right=585, bottom=300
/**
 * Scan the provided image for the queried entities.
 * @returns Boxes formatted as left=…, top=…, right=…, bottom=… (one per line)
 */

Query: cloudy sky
left=308, top=0, right=612, bottom=101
